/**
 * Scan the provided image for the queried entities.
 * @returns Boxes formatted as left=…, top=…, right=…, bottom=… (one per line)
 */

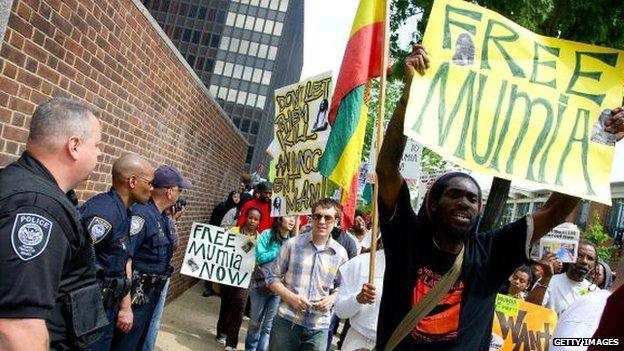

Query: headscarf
left=598, top=260, right=614, bottom=289
left=209, top=191, right=239, bottom=226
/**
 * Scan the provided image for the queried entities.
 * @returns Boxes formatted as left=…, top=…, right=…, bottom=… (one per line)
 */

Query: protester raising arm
left=376, top=44, right=429, bottom=213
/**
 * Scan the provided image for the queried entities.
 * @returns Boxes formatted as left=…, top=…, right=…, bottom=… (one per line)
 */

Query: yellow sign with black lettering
left=405, top=0, right=624, bottom=204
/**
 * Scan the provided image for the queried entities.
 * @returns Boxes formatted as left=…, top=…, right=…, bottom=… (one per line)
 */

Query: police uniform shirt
left=0, top=152, right=96, bottom=321
left=129, top=200, right=173, bottom=275
left=80, top=189, right=132, bottom=278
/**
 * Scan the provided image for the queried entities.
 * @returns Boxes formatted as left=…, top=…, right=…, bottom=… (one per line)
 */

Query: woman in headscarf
left=209, top=190, right=240, bottom=226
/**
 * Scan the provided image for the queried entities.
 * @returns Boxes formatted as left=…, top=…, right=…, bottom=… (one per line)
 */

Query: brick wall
left=0, top=0, right=248, bottom=300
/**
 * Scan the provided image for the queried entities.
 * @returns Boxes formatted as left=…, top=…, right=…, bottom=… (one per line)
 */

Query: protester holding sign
left=217, top=207, right=262, bottom=351
left=374, top=36, right=624, bottom=351
left=245, top=215, right=297, bottom=351
left=237, top=181, right=274, bottom=232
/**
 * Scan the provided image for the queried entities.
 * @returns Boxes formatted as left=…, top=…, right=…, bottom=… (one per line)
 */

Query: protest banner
left=368, top=119, right=423, bottom=182
left=180, top=222, right=255, bottom=288
left=405, top=0, right=624, bottom=205
left=269, top=72, right=332, bottom=216
left=490, top=294, right=558, bottom=351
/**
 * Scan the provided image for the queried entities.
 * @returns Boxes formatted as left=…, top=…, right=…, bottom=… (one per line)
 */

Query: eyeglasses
left=132, top=175, right=154, bottom=186
left=312, top=213, right=336, bottom=222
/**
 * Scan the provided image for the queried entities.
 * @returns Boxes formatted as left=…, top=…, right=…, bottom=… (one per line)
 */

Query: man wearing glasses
left=112, top=164, right=191, bottom=350
left=267, top=198, right=349, bottom=351
left=79, top=153, right=154, bottom=351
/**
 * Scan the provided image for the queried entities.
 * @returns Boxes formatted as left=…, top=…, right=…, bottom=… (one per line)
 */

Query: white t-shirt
left=542, top=273, right=594, bottom=316
left=550, top=289, right=611, bottom=351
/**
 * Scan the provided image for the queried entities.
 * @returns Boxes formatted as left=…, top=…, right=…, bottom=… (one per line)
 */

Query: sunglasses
left=132, top=175, right=154, bottom=186
left=312, top=213, right=336, bottom=222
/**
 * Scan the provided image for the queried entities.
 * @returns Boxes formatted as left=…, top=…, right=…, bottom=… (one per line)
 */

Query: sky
left=301, top=0, right=624, bottom=190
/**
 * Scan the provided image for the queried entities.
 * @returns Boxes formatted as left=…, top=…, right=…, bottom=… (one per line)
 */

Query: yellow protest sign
left=268, top=72, right=332, bottom=216
left=405, top=0, right=624, bottom=204
left=490, top=294, right=558, bottom=351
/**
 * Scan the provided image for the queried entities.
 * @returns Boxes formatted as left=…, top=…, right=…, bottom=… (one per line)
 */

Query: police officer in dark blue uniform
left=80, top=154, right=155, bottom=351
left=112, top=164, right=191, bottom=350
left=0, top=98, right=108, bottom=350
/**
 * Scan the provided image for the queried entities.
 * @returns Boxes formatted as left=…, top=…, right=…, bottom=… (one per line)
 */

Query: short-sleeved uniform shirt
left=377, top=182, right=530, bottom=351
left=129, top=200, right=173, bottom=275
left=80, top=189, right=132, bottom=277
left=0, top=152, right=97, bottom=339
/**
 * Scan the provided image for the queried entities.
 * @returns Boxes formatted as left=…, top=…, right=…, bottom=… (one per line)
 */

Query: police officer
left=0, top=97, right=108, bottom=350
left=80, top=154, right=155, bottom=351
left=112, top=164, right=191, bottom=350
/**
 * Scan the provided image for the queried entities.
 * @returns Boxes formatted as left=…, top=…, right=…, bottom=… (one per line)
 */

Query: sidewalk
left=155, top=282, right=249, bottom=350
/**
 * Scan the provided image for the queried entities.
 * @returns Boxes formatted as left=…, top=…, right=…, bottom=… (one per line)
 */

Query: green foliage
left=582, top=211, right=619, bottom=262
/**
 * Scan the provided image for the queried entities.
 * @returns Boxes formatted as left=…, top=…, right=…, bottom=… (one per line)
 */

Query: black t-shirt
left=377, top=182, right=529, bottom=351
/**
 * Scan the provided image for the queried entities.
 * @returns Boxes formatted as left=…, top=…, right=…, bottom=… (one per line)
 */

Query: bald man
left=0, top=97, right=106, bottom=350
left=80, top=154, right=154, bottom=351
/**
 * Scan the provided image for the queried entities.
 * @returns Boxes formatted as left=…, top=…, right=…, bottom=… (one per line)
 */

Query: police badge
left=11, top=213, right=53, bottom=261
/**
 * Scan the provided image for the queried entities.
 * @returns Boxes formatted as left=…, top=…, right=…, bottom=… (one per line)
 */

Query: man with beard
left=237, top=181, right=274, bottom=232
left=374, top=44, right=624, bottom=351
left=527, top=241, right=598, bottom=316
left=80, top=154, right=154, bottom=350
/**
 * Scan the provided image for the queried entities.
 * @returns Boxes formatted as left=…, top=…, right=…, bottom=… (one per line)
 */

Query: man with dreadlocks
left=374, top=44, right=624, bottom=351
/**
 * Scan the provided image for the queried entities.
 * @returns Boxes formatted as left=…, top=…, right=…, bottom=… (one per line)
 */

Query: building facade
left=143, top=0, right=304, bottom=170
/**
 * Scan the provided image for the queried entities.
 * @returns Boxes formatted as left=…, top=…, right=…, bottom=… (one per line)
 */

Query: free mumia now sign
left=180, top=222, right=256, bottom=288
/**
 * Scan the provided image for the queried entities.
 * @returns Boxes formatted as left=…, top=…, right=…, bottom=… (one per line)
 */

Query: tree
left=388, top=0, right=624, bottom=230
left=583, top=211, right=619, bottom=262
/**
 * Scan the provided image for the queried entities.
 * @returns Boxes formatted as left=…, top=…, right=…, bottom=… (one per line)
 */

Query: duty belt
left=131, top=271, right=168, bottom=306
left=100, top=276, right=131, bottom=309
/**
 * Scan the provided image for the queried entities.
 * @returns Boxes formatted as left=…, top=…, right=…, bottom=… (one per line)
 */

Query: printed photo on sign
left=270, top=72, right=332, bottom=216
left=180, top=222, right=256, bottom=288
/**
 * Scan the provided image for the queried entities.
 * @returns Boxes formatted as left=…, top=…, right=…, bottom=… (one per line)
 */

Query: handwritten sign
left=490, top=294, right=558, bottom=351
left=270, top=72, right=332, bottom=216
left=180, top=222, right=255, bottom=288
left=405, top=0, right=624, bottom=204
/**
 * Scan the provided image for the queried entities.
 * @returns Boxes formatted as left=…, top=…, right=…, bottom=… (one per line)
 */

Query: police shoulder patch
left=88, top=216, right=113, bottom=243
left=11, top=213, right=53, bottom=261
left=130, top=216, right=145, bottom=236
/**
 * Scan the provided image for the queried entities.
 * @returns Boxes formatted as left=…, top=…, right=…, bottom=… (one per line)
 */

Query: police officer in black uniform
left=0, top=98, right=108, bottom=350
left=80, top=154, right=155, bottom=351
left=112, top=164, right=191, bottom=350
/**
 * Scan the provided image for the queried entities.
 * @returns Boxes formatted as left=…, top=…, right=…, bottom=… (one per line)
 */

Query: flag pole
left=368, top=0, right=390, bottom=285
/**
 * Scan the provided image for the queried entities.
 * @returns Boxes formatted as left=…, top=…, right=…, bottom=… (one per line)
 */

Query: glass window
left=239, top=40, right=249, bottom=55
left=260, top=0, right=270, bottom=8
left=204, top=58, right=214, bottom=72
left=264, top=20, right=274, bottom=34
left=214, top=60, right=225, bottom=74
left=242, top=66, right=253, bottom=81
left=269, top=0, right=278, bottom=10
left=219, top=36, right=230, bottom=50
left=229, top=37, right=240, bottom=51
left=181, top=29, right=192, bottom=42
left=268, top=46, right=277, bottom=60
left=189, top=5, right=198, bottom=18
left=173, top=27, right=182, bottom=40
left=226, top=12, right=236, bottom=26
left=245, top=16, right=255, bottom=30
left=279, top=0, right=288, bottom=11
left=192, top=30, right=201, bottom=44
left=196, top=57, right=204, bottom=70
left=254, top=18, right=265, bottom=32
left=216, top=10, right=226, bottom=23
left=224, top=62, right=234, bottom=76
left=248, top=42, right=259, bottom=56
left=241, top=119, right=250, bottom=132
left=256, top=95, right=266, bottom=108
left=250, top=0, right=260, bottom=5
left=274, top=22, right=283, bottom=36
left=208, top=8, right=216, bottom=21
left=498, top=203, right=514, bottom=226
left=262, top=71, right=272, bottom=85
left=233, top=117, right=241, bottom=127
left=218, top=87, right=227, bottom=99
left=210, top=34, right=220, bottom=48
left=227, top=89, right=237, bottom=102
left=198, top=6, right=207, bottom=19
left=236, top=14, right=245, bottom=28
left=178, top=2, right=188, bottom=16
left=515, top=203, right=530, bottom=219
left=251, top=120, right=259, bottom=134
left=258, top=44, right=268, bottom=58
left=247, top=93, right=257, bottom=106
left=252, top=68, right=263, bottom=83
left=209, top=85, right=218, bottom=96
left=237, top=91, right=248, bottom=104
left=233, top=64, right=243, bottom=79
left=186, top=55, right=195, bottom=66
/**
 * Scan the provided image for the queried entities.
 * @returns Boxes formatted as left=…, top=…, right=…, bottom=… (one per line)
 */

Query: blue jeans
left=244, top=288, right=280, bottom=351
left=268, top=315, right=328, bottom=351
left=142, top=279, right=169, bottom=351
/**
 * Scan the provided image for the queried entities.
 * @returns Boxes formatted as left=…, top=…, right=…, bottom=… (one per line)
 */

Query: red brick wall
left=0, top=0, right=248, bottom=300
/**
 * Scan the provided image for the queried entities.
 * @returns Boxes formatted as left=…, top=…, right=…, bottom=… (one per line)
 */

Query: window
left=260, top=0, right=270, bottom=8
left=192, top=30, right=201, bottom=44
left=499, top=203, right=514, bottom=226
left=514, top=203, right=530, bottom=219
left=227, top=89, right=237, bottom=102
left=214, top=60, right=225, bottom=74
left=233, top=117, right=241, bottom=127
left=246, top=146, right=254, bottom=164
left=219, top=36, right=230, bottom=50
left=204, top=59, right=214, bottom=72
left=178, top=2, right=188, bottom=16
left=189, top=5, right=198, bottom=18
left=268, top=46, right=277, bottom=60
left=274, top=22, right=283, bottom=36
left=209, top=85, right=218, bottom=96
left=258, top=44, right=268, bottom=58
left=173, top=27, right=182, bottom=40
left=241, top=119, right=250, bottom=132
left=233, top=64, right=243, bottom=79
left=226, top=12, right=236, bottom=26
left=186, top=55, right=195, bottom=67
left=198, top=6, right=207, bottom=19
left=236, top=14, right=245, bottom=28
left=208, top=8, right=216, bottom=21
left=262, top=71, right=271, bottom=85
left=210, top=34, right=220, bottom=48
left=269, top=0, right=278, bottom=10
left=279, top=0, right=288, bottom=11
left=195, top=57, right=204, bottom=70
left=251, top=120, right=259, bottom=134
left=254, top=18, right=265, bottom=32
left=245, top=16, right=255, bottom=30
left=182, top=29, right=192, bottom=42
left=248, top=42, right=259, bottom=56
left=251, top=68, right=262, bottom=83
left=218, top=87, right=227, bottom=99
left=264, top=20, right=274, bottom=34
left=224, top=62, right=234, bottom=76
left=256, top=95, right=266, bottom=108
left=239, top=40, right=249, bottom=55
left=247, top=93, right=257, bottom=106
left=242, top=66, right=253, bottom=81
left=216, top=10, right=226, bottom=23
left=237, top=91, right=248, bottom=104
left=229, top=38, right=240, bottom=51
